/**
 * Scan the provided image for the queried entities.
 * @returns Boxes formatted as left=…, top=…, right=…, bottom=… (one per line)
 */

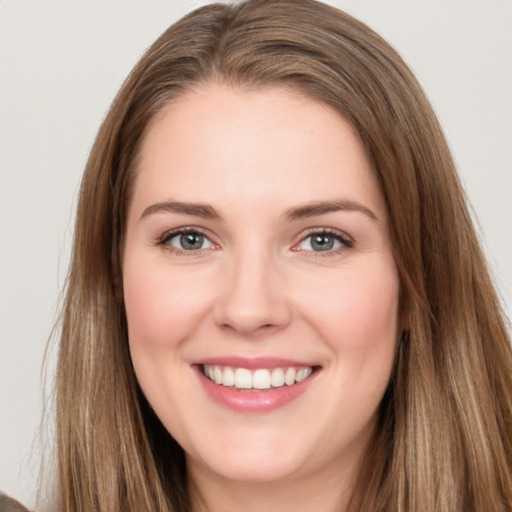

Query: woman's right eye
left=160, top=230, right=216, bottom=252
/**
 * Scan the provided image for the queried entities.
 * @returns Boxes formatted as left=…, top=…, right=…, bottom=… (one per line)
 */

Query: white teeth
left=213, top=366, right=223, bottom=384
left=234, top=368, right=252, bottom=389
left=223, top=367, right=235, bottom=386
left=203, top=365, right=314, bottom=390
left=296, top=367, right=313, bottom=382
left=271, top=368, right=285, bottom=387
left=285, top=367, right=296, bottom=386
left=253, top=369, right=271, bottom=389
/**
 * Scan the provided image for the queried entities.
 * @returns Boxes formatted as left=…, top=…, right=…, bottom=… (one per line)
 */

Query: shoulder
left=0, top=493, right=31, bottom=512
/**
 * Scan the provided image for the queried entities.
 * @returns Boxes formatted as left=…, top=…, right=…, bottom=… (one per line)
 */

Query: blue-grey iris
left=311, top=234, right=335, bottom=251
left=181, top=233, right=204, bottom=250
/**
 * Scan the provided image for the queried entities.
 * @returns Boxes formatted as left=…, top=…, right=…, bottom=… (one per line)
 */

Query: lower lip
left=195, top=366, right=319, bottom=413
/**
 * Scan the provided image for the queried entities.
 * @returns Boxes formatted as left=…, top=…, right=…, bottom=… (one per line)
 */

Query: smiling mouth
left=202, top=365, right=317, bottom=391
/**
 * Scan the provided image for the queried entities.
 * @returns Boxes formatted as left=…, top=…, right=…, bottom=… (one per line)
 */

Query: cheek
left=123, top=261, right=214, bottom=350
left=325, top=264, right=399, bottom=408
left=336, top=278, right=398, bottom=345
left=298, top=260, right=400, bottom=354
left=122, top=259, right=217, bottom=432
left=301, top=261, right=399, bottom=426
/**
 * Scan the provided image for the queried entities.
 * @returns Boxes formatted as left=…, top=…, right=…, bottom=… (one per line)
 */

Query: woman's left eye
left=296, top=231, right=353, bottom=253
left=161, top=230, right=216, bottom=251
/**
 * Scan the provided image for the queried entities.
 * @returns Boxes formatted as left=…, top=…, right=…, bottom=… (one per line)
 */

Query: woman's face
left=123, top=84, right=400, bottom=486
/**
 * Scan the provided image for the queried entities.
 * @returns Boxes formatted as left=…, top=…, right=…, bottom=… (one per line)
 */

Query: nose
left=213, top=247, right=292, bottom=337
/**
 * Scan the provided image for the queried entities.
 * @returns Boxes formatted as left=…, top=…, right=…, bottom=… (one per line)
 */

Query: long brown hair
left=54, top=1, right=512, bottom=510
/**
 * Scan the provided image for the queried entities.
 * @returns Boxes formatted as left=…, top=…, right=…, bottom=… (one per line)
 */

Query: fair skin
left=123, top=84, right=400, bottom=512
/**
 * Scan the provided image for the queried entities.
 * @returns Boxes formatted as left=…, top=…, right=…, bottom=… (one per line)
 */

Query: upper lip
left=194, top=356, right=318, bottom=369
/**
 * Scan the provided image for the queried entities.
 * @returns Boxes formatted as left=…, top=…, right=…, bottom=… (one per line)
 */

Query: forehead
left=132, top=83, right=386, bottom=220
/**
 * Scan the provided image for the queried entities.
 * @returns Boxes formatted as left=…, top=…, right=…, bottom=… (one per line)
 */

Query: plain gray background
left=1, top=0, right=511, bottom=508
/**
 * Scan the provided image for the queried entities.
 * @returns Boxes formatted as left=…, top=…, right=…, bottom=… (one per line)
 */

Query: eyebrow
left=140, top=199, right=379, bottom=223
left=283, top=199, right=379, bottom=223
left=140, top=201, right=222, bottom=220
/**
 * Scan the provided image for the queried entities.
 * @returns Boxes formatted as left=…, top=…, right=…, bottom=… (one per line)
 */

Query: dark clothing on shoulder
left=0, top=493, right=30, bottom=512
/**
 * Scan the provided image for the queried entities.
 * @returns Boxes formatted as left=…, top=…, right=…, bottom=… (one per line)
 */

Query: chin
left=186, top=430, right=309, bottom=483
left=195, top=454, right=303, bottom=484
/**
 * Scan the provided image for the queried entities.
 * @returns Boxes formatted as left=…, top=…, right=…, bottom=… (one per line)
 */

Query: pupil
left=181, top=233, right=203, bottom=250
left=312, top=234, right=334, bottom=251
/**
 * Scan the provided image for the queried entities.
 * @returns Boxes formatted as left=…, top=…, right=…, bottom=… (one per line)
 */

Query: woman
left=48, top=0, right=512, bottom=510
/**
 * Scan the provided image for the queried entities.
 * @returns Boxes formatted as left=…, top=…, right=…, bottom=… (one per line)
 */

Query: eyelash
left=292, top=228, right=354, bottom=257
left=155, top=227, right=354, bottom=256
left=155, top=227, right=217, bottom=255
